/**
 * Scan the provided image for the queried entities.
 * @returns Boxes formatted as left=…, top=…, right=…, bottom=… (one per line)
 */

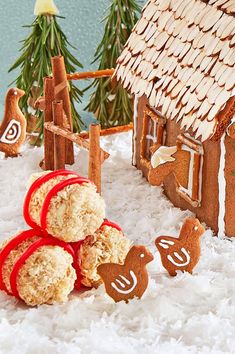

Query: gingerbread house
left=115, top=0, right=235, bottom=237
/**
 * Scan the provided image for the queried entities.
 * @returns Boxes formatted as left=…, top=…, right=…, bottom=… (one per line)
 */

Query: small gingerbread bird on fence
left=97, top=245, right=154, bottom=303
left=0, top=88, right=26, bottom=157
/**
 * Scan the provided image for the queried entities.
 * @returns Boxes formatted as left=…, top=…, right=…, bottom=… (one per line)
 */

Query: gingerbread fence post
left=51, top=56, right=74, bottom=165
left=89, top=124, right=101, bottom=194
left=44, top=77, right=55, bottom=170
left=53, top=100, right=65, bottom=170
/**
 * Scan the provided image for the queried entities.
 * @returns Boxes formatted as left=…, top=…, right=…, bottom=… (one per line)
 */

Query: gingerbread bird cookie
left=97, top=245, right=154, bottom=303
left=155, top=218, right=205, bottom=277
left=0, top=88, right=26, bottom=157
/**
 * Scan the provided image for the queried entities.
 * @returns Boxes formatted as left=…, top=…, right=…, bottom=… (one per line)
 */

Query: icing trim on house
left=179, top=145, right=195, bottom=198
left=133, top=95, right=139, bottom=166
left=199, top=150, right=204, bottom=203
left=178, top=135, right=204, bottom=205
left=218, top=133, right=226, bottom=238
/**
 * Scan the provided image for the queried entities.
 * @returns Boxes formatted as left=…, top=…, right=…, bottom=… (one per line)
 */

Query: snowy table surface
left=0, top=132, right=234, bottom=354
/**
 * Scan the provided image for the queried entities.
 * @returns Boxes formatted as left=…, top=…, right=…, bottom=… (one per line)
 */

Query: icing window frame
left=176, top=134, right=204, bottom=208
left=140, top=106, right=166, bottom=166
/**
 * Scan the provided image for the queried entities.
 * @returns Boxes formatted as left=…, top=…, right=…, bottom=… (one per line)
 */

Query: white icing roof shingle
left=115, top=0, right=235, bottom=141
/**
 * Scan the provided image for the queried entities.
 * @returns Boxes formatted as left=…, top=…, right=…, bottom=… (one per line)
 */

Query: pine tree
left=9, top=0, right=83, bottom=143
left=86, top=0, right=141, bottom=128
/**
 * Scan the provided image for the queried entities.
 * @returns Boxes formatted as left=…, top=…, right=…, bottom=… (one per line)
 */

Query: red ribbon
left=40, top=177, right=90, bottom=234
left=23, top=169, right=81, bottom=230
left=101, top=219, right=122, bottom=232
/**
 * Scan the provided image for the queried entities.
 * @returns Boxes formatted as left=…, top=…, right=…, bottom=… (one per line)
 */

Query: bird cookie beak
left=183, top=218, right=205, bottom=237
left=147, top=252, right=154, bottom=263
left=11, top=88, right=25, bottom=98
left=16, top=89, right=25, bottom=97
left=141, top=248, right=154, bottom=263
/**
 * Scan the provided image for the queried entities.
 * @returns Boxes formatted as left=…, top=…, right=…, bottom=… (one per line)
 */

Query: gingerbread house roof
left=115, top=0, right=235, bottom=141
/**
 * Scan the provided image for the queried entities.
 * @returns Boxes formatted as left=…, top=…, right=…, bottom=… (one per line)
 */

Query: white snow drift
left=0, top=132, right=234, bottom=354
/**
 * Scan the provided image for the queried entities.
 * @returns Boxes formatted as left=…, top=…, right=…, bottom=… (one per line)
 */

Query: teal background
left=0, top=0, right=110, bottom=109
left=0, top=0, right=144, bottom=121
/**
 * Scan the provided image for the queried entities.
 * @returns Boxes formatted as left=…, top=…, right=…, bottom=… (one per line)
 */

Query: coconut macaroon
left=0, top=232, right=76, bottom=306
left=79, top=225, right=131, bottom=288
left=25, top=171, right=106, bottom=242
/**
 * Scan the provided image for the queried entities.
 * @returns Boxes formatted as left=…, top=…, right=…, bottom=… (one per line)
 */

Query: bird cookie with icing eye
left=0, top=88, right=26, bottom=157
left=97, top=245, right=154, bottom=303
left=155, top=218, right=205, bottom=277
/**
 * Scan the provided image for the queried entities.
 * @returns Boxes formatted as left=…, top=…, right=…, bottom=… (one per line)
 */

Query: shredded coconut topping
left=28, top=172, right=106, bottom=242
left=1, top=233, right=76, bottom=306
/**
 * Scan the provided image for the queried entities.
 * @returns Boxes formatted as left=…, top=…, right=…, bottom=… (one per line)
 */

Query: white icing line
left=174, top=252, right=184, bottom=261
left=146, top=134, right=157, bottom=143
left=160, top=239, right=175, bottom=245
left=0, top=119, right=21, bottom=144
left=179, top=145, right=194, bottom=198
left=115, top=279, right=126, bottom=288
left=179, top=139, right=204, bottom=204
left=199, top=147, right=204, bottom=203
left=167, top=248, right=190, bottom=267
left=188, top=150, right=194, bottom=197
left=158, top=243, right=169, bottom=249
left=146, top=121, right=158, bottom=144
left=119, top=275, right=131, bottom=285
left=132, top=95, right=139, bottom=166
left=111, top=270, right=137, bottom=295
left=218, top=133, right=226, bottom=238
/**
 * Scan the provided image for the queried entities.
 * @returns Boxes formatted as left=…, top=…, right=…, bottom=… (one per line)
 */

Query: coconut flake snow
left=0, top=132, right=234, bottom=353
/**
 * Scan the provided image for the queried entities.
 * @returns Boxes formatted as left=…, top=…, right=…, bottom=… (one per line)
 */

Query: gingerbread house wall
left=134, top=95, right=225, bottom=235
left=224, top=136, right=235, bottom=237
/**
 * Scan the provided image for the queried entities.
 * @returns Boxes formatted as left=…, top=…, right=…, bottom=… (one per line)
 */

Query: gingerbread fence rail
left=43, top=94, right=108, bottom=193
left=79, top=123, right=133, bottom=140
left=66, top=69, right=115, bottom=81
left=41, top=56, right=130, bottom=193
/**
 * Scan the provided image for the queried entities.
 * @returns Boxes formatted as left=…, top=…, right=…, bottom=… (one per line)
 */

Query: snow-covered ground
left=0, top=132, right=234, bottom=354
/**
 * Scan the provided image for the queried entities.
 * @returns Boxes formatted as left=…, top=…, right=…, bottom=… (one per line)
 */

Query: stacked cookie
left=0, top=170, right=131, bottom=306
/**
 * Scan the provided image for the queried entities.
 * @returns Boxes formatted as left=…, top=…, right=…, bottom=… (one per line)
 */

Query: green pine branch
left=9, top=15, right=84, bottom=143
left=86, top=0, right=141, bottom=128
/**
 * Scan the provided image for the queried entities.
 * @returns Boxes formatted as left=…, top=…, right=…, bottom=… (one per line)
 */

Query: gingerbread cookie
left=155, top=218, right=205, bottom=277
left=0, top=88, right=26, bottom=157
left=97, top=245, right=153, bottom=303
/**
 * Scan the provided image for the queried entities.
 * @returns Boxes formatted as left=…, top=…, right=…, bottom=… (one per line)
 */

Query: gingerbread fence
left=39, top=56, right=132, bottom=193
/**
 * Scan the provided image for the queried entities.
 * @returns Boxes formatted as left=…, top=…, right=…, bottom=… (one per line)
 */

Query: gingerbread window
left=140, top=107, right=166, bottom=164
left=176, top=134, right=204, bottom=207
